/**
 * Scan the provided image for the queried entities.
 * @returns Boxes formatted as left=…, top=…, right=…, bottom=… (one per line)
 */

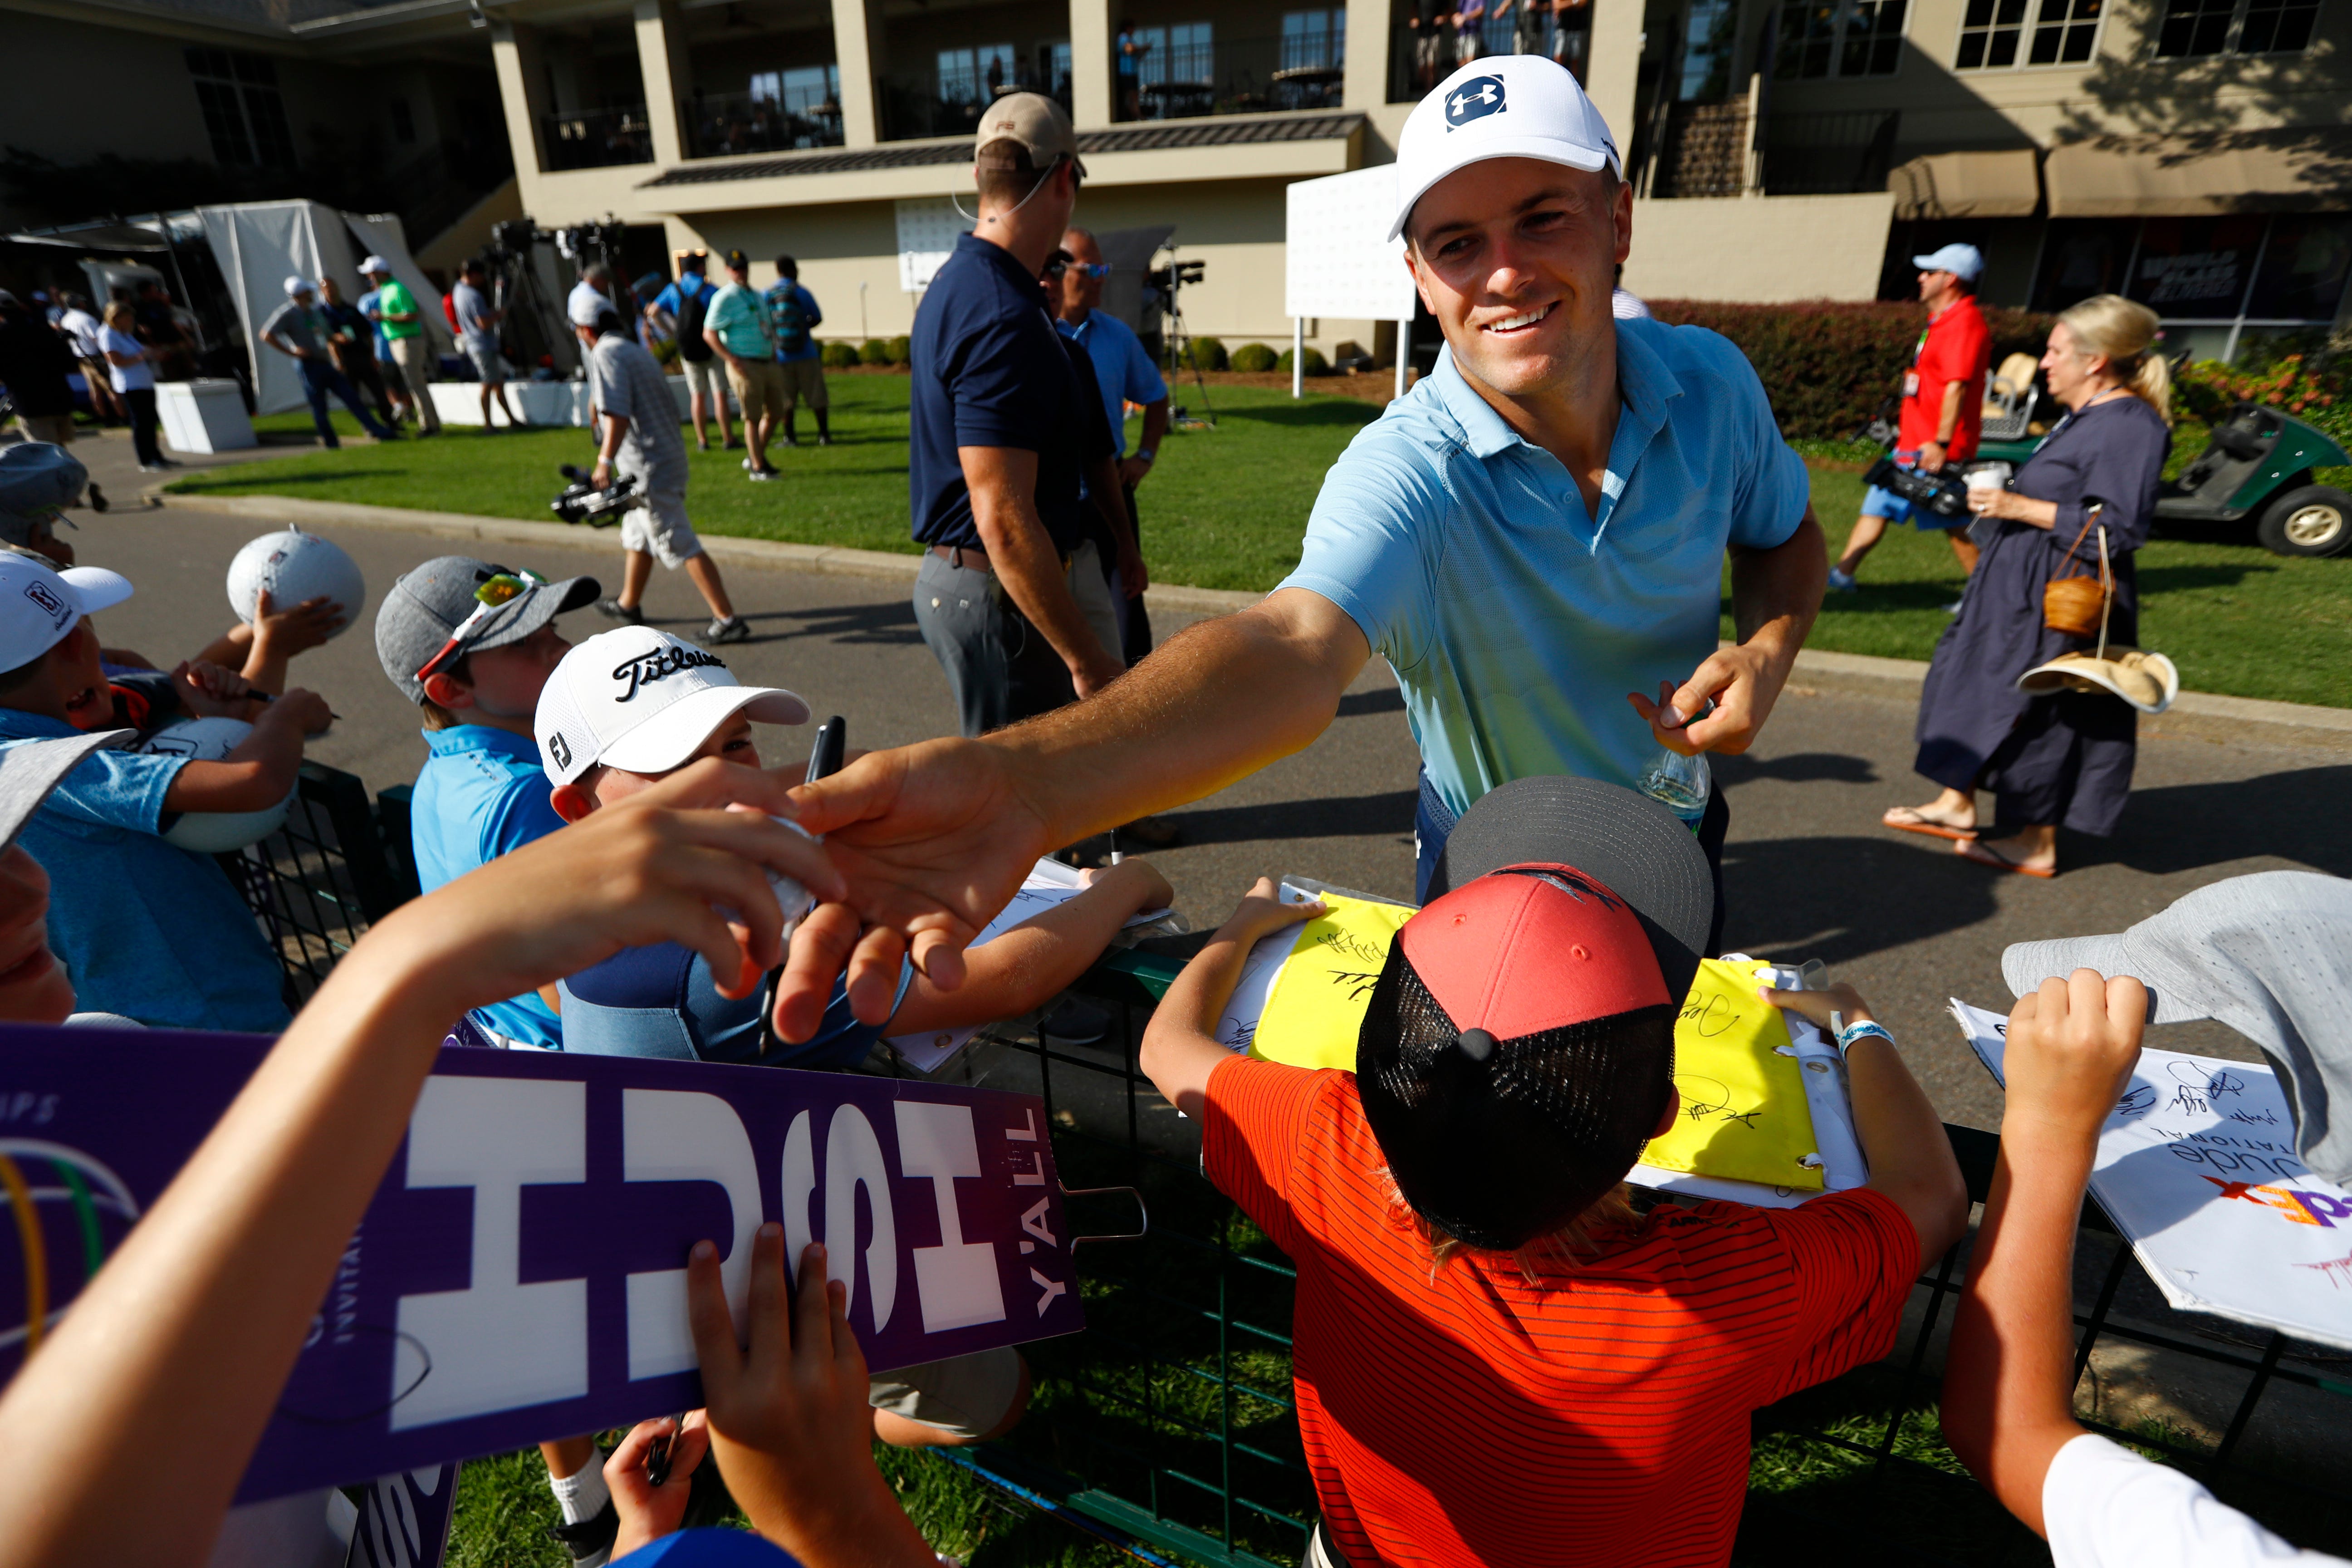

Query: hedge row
left=1645, top=300, right=2054, bottom=440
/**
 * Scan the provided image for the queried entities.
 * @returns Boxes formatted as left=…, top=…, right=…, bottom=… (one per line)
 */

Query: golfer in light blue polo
left=767, top=56, right=1832, bottom=1025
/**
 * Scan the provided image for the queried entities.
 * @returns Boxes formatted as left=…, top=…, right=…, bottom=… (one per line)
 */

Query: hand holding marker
left=755, top=715, right=846, bottom=1050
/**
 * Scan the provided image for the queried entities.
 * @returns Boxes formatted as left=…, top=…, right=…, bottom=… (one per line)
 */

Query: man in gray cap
left=2003, top=869, right=2352, bottom=1186
left=374, top=555, right=599, bottom=1048
left=0, top=444, right=95, bottom=565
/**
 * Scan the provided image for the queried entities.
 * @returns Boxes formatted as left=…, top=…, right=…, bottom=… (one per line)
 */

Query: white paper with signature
left=883, top=860, right=1173, bottom=1075
left=1954, top=998, right=2352, bottom=1350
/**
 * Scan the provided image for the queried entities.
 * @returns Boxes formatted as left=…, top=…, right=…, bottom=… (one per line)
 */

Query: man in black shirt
left=0, top=292, right=78, bottom=446
left=906, top=94, right=1122, bottom=737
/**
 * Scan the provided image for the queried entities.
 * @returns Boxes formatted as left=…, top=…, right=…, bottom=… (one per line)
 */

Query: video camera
left=1147, top=259, right=1205, bottom=292
left=1862, top=455, right=1970, bottom=522
left=552, top=463, right=637, bottom=527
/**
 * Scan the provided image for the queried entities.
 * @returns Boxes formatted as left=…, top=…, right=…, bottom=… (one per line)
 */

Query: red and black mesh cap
left=1357, top=777, right=1715, bottom=1251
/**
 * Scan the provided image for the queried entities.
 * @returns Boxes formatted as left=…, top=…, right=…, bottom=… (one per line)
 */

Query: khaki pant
left=388, top=335, right=439, bottom=431
left=727, top=358, right=788, bottom=426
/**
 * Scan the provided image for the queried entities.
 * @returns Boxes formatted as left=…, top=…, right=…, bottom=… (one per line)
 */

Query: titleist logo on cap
left=612, top=643, right=728, bottom=702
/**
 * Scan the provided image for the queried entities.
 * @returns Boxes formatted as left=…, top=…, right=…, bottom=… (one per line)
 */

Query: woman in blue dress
left=1883, top=294, right=2172, bottom=877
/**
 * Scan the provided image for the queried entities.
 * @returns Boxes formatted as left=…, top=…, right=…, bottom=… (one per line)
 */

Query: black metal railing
left=1759, top=107, right=1902, bottom=195
left=1389, top=11, right=1591, bottom=101
left=880, top=68, right=1073, bottom=142
left=539, top=104, right=655, bottom=171
left=1108, top=34, right=1344, bottom=122
left=220, top=776, right=2352, bottom=1566
left=685, top=87, right=845, bottom=158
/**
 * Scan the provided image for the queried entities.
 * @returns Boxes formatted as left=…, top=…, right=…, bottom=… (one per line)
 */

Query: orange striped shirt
left=1204, top=1057, right=1918, bottom=1568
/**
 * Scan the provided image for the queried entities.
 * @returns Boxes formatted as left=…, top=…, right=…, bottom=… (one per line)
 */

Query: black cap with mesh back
left=1357, top=777, right=1717, bottom=1251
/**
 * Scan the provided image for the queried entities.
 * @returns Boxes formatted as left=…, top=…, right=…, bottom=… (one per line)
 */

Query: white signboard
left=896, top=198, right=975, bottom=294
left=1284, top=166, right=1416, bottom=322
left=1954, top=999, right=2352, bottom=1351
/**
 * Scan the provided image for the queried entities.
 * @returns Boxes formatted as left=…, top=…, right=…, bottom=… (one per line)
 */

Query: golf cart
left=1974, top=353, right=2352, bottom=558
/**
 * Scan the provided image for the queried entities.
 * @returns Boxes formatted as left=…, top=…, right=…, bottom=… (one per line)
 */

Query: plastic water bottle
left=1635, top=744, right=1711, bottom=831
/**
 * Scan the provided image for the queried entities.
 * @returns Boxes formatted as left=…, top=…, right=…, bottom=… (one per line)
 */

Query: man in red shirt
left=1139, top=776, right=1969, bottom=1568
left=1831, top=243, right=1994, bottom=590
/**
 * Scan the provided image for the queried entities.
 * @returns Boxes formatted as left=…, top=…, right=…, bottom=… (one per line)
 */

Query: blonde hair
left=2057, top=294, right=2171, bottom=421
left=103, top=301, right=136, bottom=330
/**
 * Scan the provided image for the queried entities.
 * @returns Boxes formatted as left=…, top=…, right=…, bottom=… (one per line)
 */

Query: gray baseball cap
left=2, top=729, right=134, bottom=851
left=0, top=444, right=87, bottom=547
left=373, top=555, right=600, bottom=705
left=2004, top=871, right=2352, bottom=1185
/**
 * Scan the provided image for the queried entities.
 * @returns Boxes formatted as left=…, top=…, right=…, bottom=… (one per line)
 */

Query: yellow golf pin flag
left=1642, top=959, right=1823, bottom=1191
left=1249, top=892, right=1417, bottom=1071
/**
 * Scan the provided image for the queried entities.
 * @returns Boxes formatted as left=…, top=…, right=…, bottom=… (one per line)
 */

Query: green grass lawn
left=177, top=385, right=2351, bottom=708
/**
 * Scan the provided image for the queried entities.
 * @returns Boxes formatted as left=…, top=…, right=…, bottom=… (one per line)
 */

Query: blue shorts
left=1862, top=451, right=1964, bottom=532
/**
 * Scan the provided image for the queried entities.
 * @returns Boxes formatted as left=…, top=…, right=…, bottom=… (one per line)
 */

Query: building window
left=186, top=47, right=298, bottom=168
left=389, top=97, right=416, bottom=144
left=1282, top=9, right=1346, bottom=71
left=750, top=64, right=840, bottom=118
left=2033, top=212, right=2352, bottom=361
left=1041, top=40, right=1073, bottom=98
left=2155, top=0, right=2318, bottom=54
left=1956, top=0, right=2101, bottom=68
left=1774, top=0, right=1908, bottom=78
left=937, top=44, right=1017, bottom=105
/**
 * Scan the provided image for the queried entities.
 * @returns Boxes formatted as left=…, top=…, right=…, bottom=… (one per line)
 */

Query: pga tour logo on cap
left=1446, top=74, right=1507, bottom=129
left=21, top=580, right=66, bottom=625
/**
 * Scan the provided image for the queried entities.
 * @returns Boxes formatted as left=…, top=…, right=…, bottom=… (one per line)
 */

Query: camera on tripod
left=552, top=463, right=637, bottom=527
left=1147, top=259, right=1205, bottom=292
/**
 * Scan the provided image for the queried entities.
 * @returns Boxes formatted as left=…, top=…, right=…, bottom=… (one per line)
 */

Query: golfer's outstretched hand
left=779, top=736, right=1054, bottom=1038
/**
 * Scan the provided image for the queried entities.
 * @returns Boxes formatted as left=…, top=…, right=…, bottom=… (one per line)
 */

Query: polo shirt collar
left=424, top=724, right=541, bottom=762
left=957, top=232, right=1044, bottom=299
left=0, top=708, right=77, bottom=742
left=1424, top=320, right=1684, bottom=465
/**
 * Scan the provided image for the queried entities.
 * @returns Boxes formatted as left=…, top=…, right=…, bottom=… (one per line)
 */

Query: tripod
left=1156, top=249, right=1216, bottom=430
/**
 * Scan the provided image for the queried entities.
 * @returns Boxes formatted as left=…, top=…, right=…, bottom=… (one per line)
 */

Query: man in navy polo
left=770, top=57, right=1828, bottom=1040
left=907, top=93, right=1123, bottom=738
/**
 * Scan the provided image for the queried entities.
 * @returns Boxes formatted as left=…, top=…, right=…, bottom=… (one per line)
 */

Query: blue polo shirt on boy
left=0, top=717, right=290, bottom=1032
left=1279, top=318, right=1810, bottom=821
left=1056, top=309, right=1166, bottom=460
left=558, top=943, right=913, bottom=1069
left=409, top=724, right=565, bottom=1047
left=909, top=232, right=1086, bottom=553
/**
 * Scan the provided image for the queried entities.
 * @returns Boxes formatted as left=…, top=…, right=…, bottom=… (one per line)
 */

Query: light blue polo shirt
left=1056, top=310, right=1167, bottom=459
left=409, top=724, right=566, bottom=1047
left=0, top=715, right=291, bottom=1032
left=1279, top=318, right=1810, bottom=818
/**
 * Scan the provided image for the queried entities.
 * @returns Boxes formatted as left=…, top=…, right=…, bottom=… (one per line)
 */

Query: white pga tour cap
left=0, top=553, right=133, bottom=671
left=536, top=625, right=810, bottom=785
left=359, top=255, right=391, bottom=275
left=1390, top=55, right=1624, bottom=242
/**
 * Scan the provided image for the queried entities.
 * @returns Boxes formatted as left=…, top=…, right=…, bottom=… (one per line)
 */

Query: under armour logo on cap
left=1446, top=75, right=1506, bottom=128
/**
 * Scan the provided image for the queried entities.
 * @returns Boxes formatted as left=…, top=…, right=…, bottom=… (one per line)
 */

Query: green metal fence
left=222, top=776, right=2352, bottom=1566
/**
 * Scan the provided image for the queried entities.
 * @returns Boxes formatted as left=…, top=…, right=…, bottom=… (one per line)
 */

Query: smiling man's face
left=1405, top=157, right=1630, bottom=407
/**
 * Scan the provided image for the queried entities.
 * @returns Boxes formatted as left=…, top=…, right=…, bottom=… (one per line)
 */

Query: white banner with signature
left=1953, top=999, right=2352, bottom=1351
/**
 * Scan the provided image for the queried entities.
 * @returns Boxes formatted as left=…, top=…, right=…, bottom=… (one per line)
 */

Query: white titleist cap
left=1389, top=55, right=1623, bottom=242
left=0, top=553, right=133, bottom=671
left=535, top=625, right=809, bottom=785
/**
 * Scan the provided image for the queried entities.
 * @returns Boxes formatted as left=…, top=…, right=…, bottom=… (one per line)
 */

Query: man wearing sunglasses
left=374, top=556, right=601, bottom=1050
left=1053, top=228, right=1170, bottom=673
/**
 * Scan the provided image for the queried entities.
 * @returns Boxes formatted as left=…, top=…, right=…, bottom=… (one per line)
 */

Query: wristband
left=1134, top=447, right=1156, bottom=463
left=1834, top=1019, right=1894, bottom=1054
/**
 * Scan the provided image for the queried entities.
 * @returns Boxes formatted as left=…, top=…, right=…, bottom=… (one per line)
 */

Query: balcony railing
left=1110, top=34, right=1343, bottom=122
left=1389, top=11, right=1591, bottom=101
left=539, top=105, right=654, bottom=171
left=1758, top=108, right=1902, bottom=194
left=881, top=68, right=1073, bottom=142
left=685, top=88, right=845, bottom=157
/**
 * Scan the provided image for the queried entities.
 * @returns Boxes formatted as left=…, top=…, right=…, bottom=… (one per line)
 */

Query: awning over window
left=2044, top=129, right=2352, bottom=216
left=1886, top=148, right=2041, bottom=219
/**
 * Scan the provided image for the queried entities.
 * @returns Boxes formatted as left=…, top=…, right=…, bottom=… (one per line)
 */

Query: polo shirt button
left=931, top=597, right=942, bottom=608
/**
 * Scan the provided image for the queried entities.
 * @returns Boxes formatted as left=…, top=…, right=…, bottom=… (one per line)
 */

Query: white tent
left=198, top=200, right=451, bottom=415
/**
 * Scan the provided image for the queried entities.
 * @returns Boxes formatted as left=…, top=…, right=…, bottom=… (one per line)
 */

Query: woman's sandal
left=1882, top=805, right=1979, bottom=842
left=1955, top=838, right=2057, bottom=879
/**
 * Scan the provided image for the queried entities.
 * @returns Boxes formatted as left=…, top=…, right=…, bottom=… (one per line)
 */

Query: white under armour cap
left=535, top=625, right=809, bottom=786
left=1389, top=55, right=1623, bottom=243
left=0, top=553, right=132, bottom=671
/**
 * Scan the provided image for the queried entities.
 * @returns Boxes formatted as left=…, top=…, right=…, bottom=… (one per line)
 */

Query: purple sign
left=0, top=1025, right=1086, bottom=1503
left=347, top=1465, right=461, bottom=1568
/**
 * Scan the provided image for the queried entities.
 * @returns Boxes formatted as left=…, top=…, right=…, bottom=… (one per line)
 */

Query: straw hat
left=2015, top=648, right=2179, bottom=714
